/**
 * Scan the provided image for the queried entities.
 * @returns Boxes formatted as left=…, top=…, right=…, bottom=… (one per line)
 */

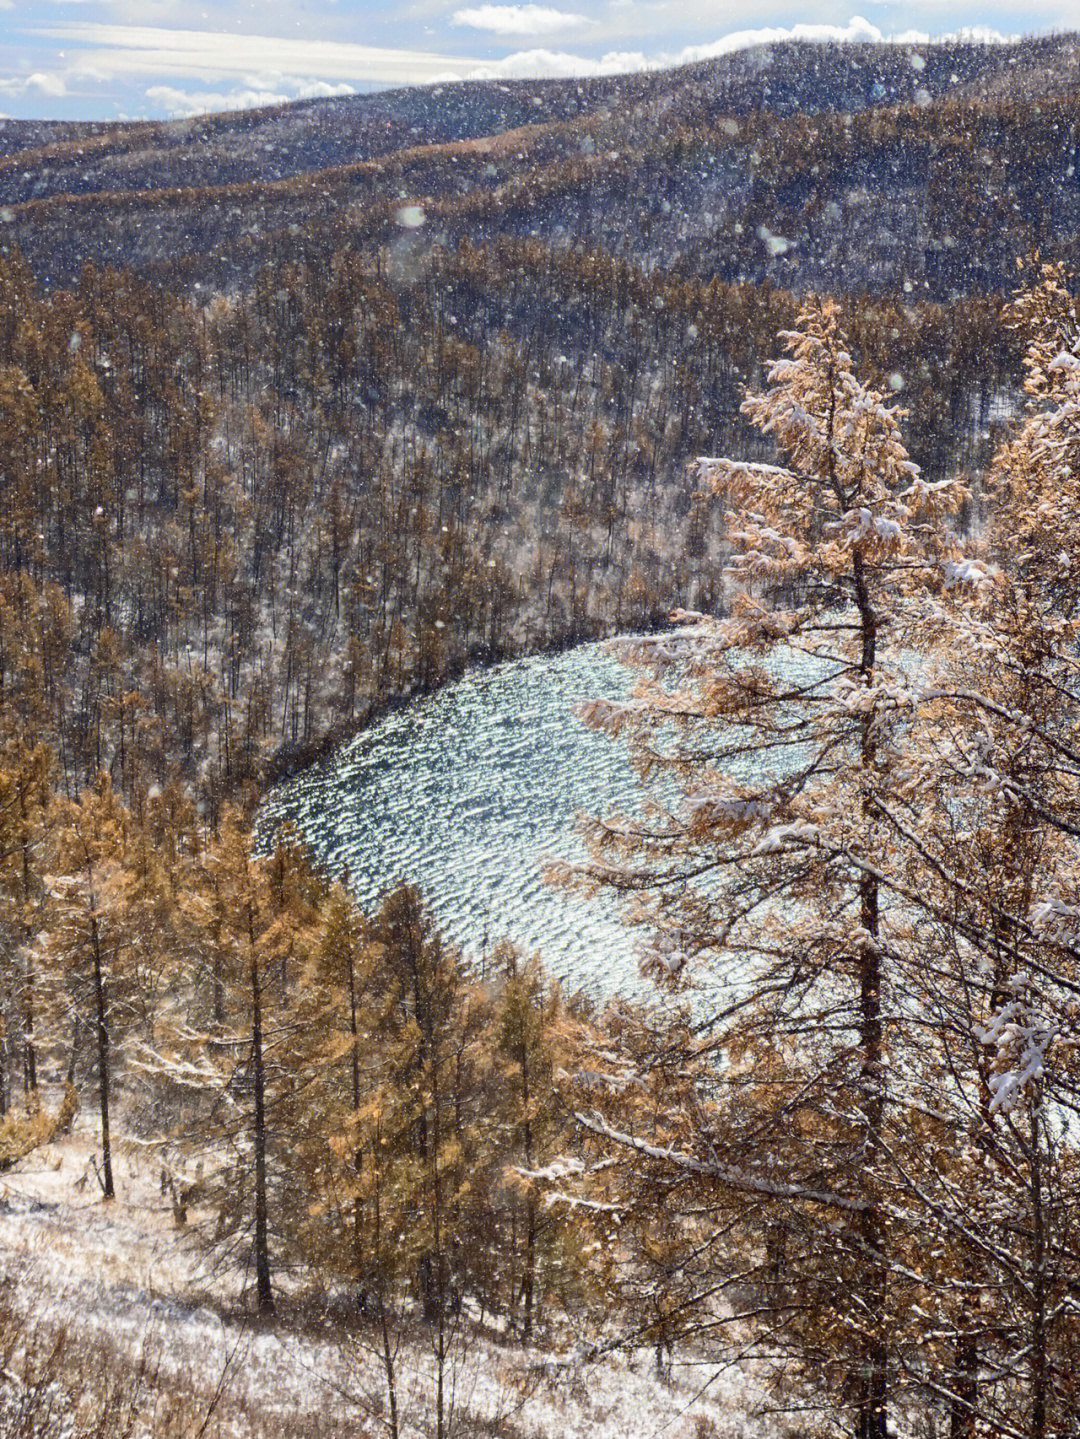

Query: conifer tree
left=494, top=947, right=571, bottom=1337
left=317, top=885, right=491, bottom=1438
left=45, top=776, right=136, bottom=1200
left=148, top=813, right=323, bottom=1315
left=565, top=296, right=971, bottom=1437
left=895, top=263, right=1080, bottom=1437
left=0, top=741, right=52, bottom=1106
left=296, top=878, right=372, bottom=1290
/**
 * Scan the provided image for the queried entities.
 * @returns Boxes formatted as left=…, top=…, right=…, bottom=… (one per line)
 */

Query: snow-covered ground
left=0, top=1123, right=787, bottom=1439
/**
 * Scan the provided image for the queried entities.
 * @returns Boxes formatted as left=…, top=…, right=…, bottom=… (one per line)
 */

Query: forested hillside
left=1, top=30, right=1079, bottom=1439
left=5, top=34, right=1080, bottom=296
left=0, top=238, right=1016, bottom=812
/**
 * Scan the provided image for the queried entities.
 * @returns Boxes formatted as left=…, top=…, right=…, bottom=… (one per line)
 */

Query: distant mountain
left=4, top=34, right=1080, bottom=298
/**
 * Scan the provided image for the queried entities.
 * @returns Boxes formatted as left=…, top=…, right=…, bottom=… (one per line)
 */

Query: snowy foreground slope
left=0, top=1127, right=786, bottom=1439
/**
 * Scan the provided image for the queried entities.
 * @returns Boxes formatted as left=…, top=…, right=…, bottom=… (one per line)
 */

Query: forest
left=1, top=29, right=1080, bottom=1439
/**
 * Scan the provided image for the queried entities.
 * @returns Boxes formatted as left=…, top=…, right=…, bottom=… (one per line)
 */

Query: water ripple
left=263, top=642, right=654, bottom=999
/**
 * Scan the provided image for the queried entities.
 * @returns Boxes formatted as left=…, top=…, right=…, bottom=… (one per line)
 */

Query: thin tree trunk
left=519, top=1031, right=535, bottom=1339
left=67, top=1013, right=79, bottom=1086
left=249, top=900, right=273, bottom=1316
left=212, top=955, right=225, bottom=1028
left=853, top=550, right=887, bottom=1439
left=373, top=1121, right=399, bottom=1439
left=379, top=1297, right=400, bottom=1439
left=23, top=954, right=35, bottom=1095
left=87, top=872, right=114, bottom=1201
left=436, top=1300, right=446, bottom=1439
left=22, top=811, right=36, bottom=1095
left=433, top=1042, right=446, bottom=1439
left=856, top=892, right=887, bottom=1439
left=1030, top=1097, right=1047, bottom=1439
left=212, top=900, right=225, bottom=1027
left=523, top=1201, right=536, bottom=1341
left=347, top=939, right=364, bottom=1285
left=949, top=1321, right=978, bottom=1439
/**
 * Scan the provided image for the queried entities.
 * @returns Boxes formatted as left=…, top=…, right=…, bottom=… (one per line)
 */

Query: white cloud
left=17, top=11, right=1024, bottom=113
left=668, top=15, right=1017, bottom=61
left=464, top=46, right=639, bottom=78
left=146, top=84, right=291, bottom=116
left=0, top=70, right=67, bottom=98
left=462, top=15, right=1017, bottom=80
left=666, top=15, right=890, bottom=64
left=145, top=75, right=355, bottom=118
left=33, top=23, right=484, bottom=88
left=272, top=76, right=359, bottom=99
left=26, top=70, right=67, bottom=96
left=453, top=5, right=591, bottom=35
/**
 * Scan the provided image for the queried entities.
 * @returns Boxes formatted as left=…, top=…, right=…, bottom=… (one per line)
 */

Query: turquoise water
left=262, top=642, right=656, bottom=998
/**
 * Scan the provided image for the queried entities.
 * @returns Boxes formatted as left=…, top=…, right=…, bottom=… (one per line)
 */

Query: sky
left=0, top=0, right=1072, bottom=123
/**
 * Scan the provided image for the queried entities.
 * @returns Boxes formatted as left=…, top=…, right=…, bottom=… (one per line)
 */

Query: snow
left=942, top=557, right=989, bottom=588
left=1, top=1123, right=790, bottom=1439
left=1030, top=896, right=1080, bottom=945
left=695, top=457, right=793, bottom=482
left=978, top=988, right=1056, bottom=1115
left=750, top=819, right=819, bottom=855
left=686, top=791, right=774, bottom=822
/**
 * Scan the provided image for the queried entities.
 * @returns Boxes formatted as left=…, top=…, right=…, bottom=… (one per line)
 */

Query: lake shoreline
left=261, top=611, right=677, bottom=791
left=259, top=633, right=656, bottom=996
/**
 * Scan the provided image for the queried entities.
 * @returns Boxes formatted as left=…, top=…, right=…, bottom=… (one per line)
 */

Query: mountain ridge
left=3, top=33, right=1080, bottom=297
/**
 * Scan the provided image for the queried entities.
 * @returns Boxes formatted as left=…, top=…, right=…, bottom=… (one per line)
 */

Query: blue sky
left=0, top=1, right=1073, bottom=122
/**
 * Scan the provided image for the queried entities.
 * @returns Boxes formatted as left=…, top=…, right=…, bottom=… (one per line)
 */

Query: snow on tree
left=555, top=296, right=976, bottom=1439
left=891, top=263, right=1080, bottom=1438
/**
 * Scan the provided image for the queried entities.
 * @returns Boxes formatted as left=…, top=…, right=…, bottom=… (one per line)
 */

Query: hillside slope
left=2, top=34, right=1080, bottom=296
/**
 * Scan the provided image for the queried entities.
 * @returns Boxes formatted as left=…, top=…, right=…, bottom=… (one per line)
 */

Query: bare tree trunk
left=519, top=1031, right=536, bottom=1340
left=436, top=1299, right=446, bottom=1439
left=379, top=1296, right=400, bottom=1439
left=67, top=1014, right=79, bottom=1086
left=854, top=552, right=887, bottom=1439
left=432, top=1044, right=446, bottom=1439
left=1029, top=1097, right=1047, bottom=1439
left=949, top=1322, right=978, bottom=1439
left=523, top=1200, right=537, bottom=1341
left=249, top=900, right=273, bottom=1317
left=87, top=871, right=114, bottom=1202
left=347, top=938, right=364, bottom=1287
left=856, top=893, right=887, bottom=1439
left=20, top=799, right=36, bottom=1095
left=23, top=955, right=35, bottom=1095
left=373, top=1122, right=399, bottom=1439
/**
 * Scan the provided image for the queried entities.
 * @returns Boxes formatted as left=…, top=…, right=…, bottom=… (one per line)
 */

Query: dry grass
left=0, top=1276, right=385, bottom=1439
left=0, top=1125, right=788, bottom=1438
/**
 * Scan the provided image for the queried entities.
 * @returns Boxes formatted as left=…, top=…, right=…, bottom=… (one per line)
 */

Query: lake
left=262, top=641, right=658, bottom=999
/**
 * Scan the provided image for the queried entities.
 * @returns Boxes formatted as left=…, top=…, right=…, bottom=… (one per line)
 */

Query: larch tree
left=44, top=775, right=137, bottom=1201
left=493, top=946, right=575, bottom=1338
left=144, top=812, right=324, bottom=1317
left=293, top=877, right=373, bottom=1295
left=353, top=884, right=489, bottom=1439
left=561, top=296, right=972, bottom=1438
left=208, top=822, right=322, bottom=1318
left=895, top=263, right=1080, bottom=1437
left=289, top=881, right=422, bottom=1439
left=0, top=740, right=52, bottom=1108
